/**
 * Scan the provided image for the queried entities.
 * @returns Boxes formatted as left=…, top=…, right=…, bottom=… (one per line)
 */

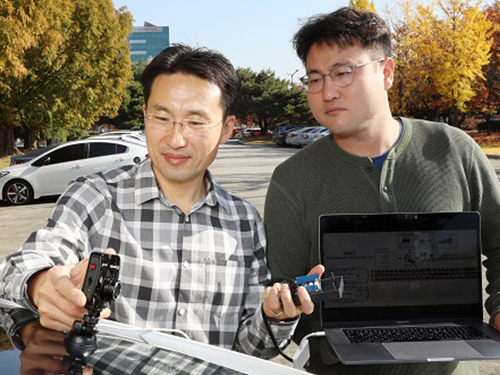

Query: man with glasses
left=0, top=44, right=318, bottom=370
left=264, top=7, right=500, bottom=375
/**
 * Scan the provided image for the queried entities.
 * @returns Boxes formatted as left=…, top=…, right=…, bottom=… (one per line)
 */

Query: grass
left=0, top=156, right=9, bottom=169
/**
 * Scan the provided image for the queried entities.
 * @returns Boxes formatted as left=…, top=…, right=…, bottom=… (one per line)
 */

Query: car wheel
left=4, top=180, right=34, bottom=205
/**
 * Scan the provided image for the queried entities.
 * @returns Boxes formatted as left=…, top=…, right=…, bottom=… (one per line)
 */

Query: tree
left=97, top=60, right=147, bottom=129
left=350, top=0, right=376, bottom=12
left=473, top=2, right=500, bottom=125
left=387, top=0, right=495, bottom=127
left=0, top=0, right=133, bottom=156
left=235, top=68, right=315, bottom=133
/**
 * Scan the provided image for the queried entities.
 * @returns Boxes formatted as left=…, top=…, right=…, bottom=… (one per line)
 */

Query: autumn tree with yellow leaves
left=388, top=0, right=495, bottom=127
left=349, top=0, right=376, bottom=12
left=0, top=0, right=133, bottom=157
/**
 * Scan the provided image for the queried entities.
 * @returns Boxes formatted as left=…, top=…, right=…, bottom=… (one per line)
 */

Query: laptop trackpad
left=383, top=342, right=481, bottom=360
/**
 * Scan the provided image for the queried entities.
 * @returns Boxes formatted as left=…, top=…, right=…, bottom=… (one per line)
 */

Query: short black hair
left=142, top=44, right=241, bottom=117
left=293, top=7, right=392, bottom=64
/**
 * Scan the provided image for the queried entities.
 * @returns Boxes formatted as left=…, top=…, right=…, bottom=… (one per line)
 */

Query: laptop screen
left=319, top=212, right=483, bottom=328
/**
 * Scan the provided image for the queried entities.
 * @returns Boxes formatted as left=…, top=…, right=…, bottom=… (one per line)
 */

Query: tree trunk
left=450, top=106, right=459, bottom=128
left=0, top=125, right=17, bottom=157
left=23, top=128, right=37, bottom=151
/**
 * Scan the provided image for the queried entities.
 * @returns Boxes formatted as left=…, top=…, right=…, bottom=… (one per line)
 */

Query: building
left=128, top=21, right=169, bottom=62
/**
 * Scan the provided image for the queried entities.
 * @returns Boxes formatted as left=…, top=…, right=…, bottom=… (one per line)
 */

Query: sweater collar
left=325, top=117, right=412, bottom=165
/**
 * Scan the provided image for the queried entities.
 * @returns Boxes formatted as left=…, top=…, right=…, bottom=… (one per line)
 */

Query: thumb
left=307, top=264, right=325, bottom=278
left=103, top=248, right=116, bottom=255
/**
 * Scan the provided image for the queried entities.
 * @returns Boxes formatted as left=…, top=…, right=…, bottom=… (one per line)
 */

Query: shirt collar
left=134, top=159, right=230, bottom=213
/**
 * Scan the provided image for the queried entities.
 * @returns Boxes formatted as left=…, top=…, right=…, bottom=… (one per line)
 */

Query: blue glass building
left=129, top=22, right=170, bottom=62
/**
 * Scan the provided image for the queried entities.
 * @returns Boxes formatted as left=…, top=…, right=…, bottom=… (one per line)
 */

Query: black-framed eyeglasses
left=299, top=59, right=385, bottom=93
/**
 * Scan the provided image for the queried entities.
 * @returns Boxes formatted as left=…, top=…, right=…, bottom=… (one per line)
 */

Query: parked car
left=313, top=127, right=331, bottom=142
left=0, top=137, right=148, bottom=205
left=241, top=127, right=272, bottom=137
left=272, top=125, right=308, bottom=146
left=286, top=127, right=317, bottom=147
left=231, top=126, right=246, bottom=138
left=299, top=127, right=328, bottom=147
left=87, top=130, right=145, bottom=139
left=477, top=118, right=500, bottom=133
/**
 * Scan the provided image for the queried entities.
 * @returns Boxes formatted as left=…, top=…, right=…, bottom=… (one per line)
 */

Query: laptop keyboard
left=343, top=325, right=489, bottom=344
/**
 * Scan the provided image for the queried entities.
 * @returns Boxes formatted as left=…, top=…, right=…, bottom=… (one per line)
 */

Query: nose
left=164, top=122, right=187, bottom=149
left=321, top=76, right=341, bottom=102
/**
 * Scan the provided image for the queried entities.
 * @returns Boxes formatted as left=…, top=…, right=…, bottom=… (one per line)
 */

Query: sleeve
left=232, top=209, right=298, bottom=359
left=467, top=143, right=500, bottom=324
left=264, top=169, right=311, bottom=282
left=0, top=308, right=39, bottom=350
left=0, top=178, right=106, bottom=337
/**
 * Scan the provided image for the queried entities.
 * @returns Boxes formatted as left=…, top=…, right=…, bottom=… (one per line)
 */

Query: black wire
left=261, top=305, right=294, bottom=363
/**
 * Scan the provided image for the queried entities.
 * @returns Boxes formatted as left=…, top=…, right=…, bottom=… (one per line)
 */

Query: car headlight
left=0, top=171, right=9, bottom=178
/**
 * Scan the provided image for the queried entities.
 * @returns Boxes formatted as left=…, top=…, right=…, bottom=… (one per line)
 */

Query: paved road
left=1, top=142, right=500, bottom=373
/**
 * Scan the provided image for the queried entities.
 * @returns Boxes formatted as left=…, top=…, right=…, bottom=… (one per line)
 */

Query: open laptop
left=319, top=212, right=500, bottom=365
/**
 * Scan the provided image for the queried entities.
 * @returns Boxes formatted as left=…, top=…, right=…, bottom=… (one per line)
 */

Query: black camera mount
left=63, top=252, right=121, bottom=375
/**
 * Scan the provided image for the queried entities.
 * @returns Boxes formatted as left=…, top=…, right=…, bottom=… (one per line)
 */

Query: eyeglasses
left=145, top=115, right=223, bottom=135
left=299, top=59, right=385, bottom=93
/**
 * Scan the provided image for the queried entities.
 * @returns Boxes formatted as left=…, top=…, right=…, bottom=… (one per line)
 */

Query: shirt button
left=366, top=166, right=373, bottom=173
left=183, top=260, right=189, bottom=269
left=178, top=308, right=186, bottom=316
left=185, top=216, right=190, bottom=223
left=383, top=186, right=389, bottom=193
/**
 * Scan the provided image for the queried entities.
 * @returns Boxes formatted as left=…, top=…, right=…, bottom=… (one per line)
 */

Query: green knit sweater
left=264, top=117, right=500, bottom=375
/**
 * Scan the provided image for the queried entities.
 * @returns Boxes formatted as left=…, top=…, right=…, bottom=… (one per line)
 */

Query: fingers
left=99, top=308, right=111, bottom=320
left=52, top=272, right=86, bottom=308
left=308, top=264, right=325, bottom=277
left=35, top=250, right=117, bottom=332
left=263, top=282, right=283, bottom=318
left=263, top=282, right=305, bottom=320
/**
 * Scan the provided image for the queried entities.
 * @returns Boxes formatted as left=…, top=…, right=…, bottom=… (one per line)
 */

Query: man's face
left=144, top=73, right=233, bottom=188
left=305, top=42, right=393, bottom=137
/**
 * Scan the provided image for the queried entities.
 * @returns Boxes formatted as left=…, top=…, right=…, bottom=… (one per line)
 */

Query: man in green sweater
left=264, top=7, right=500, bottom=375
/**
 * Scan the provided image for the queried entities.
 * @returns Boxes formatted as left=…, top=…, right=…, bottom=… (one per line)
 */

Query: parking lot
left=1, top=142, right=500, bottom=373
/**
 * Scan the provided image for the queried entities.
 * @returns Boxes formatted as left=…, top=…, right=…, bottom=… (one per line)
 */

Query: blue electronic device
left=289, top=272, right=344, bottom=306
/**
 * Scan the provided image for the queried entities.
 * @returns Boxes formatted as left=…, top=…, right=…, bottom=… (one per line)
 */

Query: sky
left=112, top=0, right=386, bottom=81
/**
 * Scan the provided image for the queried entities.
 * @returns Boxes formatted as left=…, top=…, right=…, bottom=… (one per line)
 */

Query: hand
left=262, top=264, right=325, bottom=321
left=19, top=321, right=93, bottom=375
left=494, top=314, right=500, bottom=331
left=27, top=249, right=115, bottom=332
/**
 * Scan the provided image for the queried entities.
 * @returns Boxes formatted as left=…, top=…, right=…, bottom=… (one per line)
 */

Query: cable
left=261, top=306, right=294, bottom=363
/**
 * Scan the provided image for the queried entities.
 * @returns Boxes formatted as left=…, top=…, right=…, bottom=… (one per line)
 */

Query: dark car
left=477, top=118, right=500, bottom=133
left=272, top=125, right=308, bottom=146
left=10, top=145, right=58, bottom=166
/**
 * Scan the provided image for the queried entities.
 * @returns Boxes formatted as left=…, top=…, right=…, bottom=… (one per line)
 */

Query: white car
left=0, top=136, right=148, bottom=205
left=299, top=127, right=328, bottom=147
left=285, top=127, right=316, bottom=147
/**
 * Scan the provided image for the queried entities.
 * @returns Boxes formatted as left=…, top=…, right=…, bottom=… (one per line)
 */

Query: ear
left=143, top=104, right=148, bottom=125
left=383, top=58, right=395, bottom=91
left=219, top=115, right=235, bottom=145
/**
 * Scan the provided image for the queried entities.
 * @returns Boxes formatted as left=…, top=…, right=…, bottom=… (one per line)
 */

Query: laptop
left=319, top=212, right=500, bottom=365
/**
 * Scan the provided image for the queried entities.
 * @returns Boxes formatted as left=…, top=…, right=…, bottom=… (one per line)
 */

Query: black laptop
left=319, top=212, right=500, bottom=365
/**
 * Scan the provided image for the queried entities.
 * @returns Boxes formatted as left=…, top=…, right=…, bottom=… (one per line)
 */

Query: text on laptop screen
left=323, top=230, right=479, bottom=308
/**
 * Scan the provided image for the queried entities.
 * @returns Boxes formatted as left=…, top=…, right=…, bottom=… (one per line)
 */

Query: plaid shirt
left=0, top=159, right=296, bottom=364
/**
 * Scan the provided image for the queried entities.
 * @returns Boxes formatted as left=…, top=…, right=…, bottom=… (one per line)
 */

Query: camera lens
left=102, top=279, right=122, bottom=301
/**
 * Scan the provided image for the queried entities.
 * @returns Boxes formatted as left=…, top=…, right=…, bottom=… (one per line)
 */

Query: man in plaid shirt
left=0, top=44, right=323, bottom=367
